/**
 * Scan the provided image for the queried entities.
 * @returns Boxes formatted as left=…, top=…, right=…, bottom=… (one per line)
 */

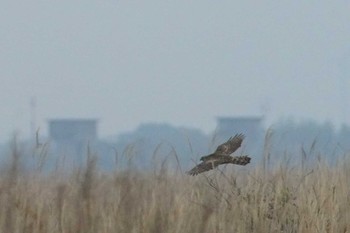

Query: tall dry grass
left=0, top=137, right=349, bottom=233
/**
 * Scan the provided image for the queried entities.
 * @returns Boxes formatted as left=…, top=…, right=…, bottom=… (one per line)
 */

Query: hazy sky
left=1, top=0, right=350, bottom=141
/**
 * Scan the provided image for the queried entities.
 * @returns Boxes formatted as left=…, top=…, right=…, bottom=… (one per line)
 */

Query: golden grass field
left=0, top=140, right=349, bottom=233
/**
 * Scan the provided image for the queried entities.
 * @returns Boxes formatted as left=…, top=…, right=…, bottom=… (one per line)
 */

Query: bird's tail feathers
left=231, top=155, right=251, bottom=165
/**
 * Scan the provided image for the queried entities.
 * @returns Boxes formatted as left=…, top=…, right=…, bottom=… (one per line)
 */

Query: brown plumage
left=187, top=155, right=250, bottom=176
left=200, top=133, right=245, bottom=161
left=187, top=134, right=251, bottom=176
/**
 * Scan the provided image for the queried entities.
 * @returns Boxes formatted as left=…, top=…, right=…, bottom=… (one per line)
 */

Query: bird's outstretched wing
left=186, top=160, right=219, bottom=176
left=214, top=133, right=245, bottom=156
left=187, top=155, right=251, bottom=176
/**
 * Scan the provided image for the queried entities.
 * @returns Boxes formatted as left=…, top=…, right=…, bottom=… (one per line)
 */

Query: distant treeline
left=1, top=120, right=350, bottom=171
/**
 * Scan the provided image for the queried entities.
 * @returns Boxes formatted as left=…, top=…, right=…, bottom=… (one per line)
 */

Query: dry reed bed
left=0, top=146, right=349, bottom=233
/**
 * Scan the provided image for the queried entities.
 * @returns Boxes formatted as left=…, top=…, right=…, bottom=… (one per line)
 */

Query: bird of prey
left=187, top=134, right=251, bottom=176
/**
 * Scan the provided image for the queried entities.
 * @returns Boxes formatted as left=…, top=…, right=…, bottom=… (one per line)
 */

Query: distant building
left=49, top=119, right=98, bottom=142
left=48, top=119, right=98, bottom=164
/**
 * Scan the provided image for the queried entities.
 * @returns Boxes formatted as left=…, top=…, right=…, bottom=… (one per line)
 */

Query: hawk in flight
left=187, top=133, right=251, bottom=176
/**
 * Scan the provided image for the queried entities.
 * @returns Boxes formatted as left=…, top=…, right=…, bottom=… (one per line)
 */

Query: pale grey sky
left=1, top=0, right=350, bottom=141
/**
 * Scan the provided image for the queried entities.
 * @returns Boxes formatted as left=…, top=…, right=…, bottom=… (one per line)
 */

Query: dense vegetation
left=0, top=136, right=349, bottom=233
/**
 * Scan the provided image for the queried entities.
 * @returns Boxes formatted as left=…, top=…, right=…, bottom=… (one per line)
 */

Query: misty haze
left=0, top=1, right=350, bottom=232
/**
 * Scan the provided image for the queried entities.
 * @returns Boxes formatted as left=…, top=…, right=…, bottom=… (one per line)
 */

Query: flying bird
left=187, top=134, right=251, bottom=176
